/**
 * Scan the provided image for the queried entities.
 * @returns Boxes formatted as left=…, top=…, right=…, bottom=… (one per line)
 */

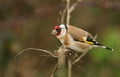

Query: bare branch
left=58, top=0, right=85, bottom=77
left=72, top=51, right=88, bottom=64
left=50, top=63, right=59, bottom=77
left=15, top=48, right=58, bottom=58
left=94, top=34, right=98, bottom=40
left=68, top=58, right=72, bottom=77
left=69, top=0, right=82, bottom=13
left=50, top=46, right=67, bottom=77
left=60, top=8, right=66, bottom=24
left=66, top=0, right=70, bottom=25
left=66, top=1, right=72, bottom=77
left=73, top=64, right=86, bottom=72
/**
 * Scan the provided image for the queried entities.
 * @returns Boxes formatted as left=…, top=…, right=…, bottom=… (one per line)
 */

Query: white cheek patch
left=60, top=24, right=65, bottom=28
left=61, top=29, right=66, bottom=36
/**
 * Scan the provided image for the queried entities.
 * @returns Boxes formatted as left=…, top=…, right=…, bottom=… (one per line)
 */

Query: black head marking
left=64, top=24, right=68, bottom=30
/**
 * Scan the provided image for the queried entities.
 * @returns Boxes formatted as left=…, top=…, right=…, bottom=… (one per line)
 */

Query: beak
left=51, top=30, right=57, bottom=35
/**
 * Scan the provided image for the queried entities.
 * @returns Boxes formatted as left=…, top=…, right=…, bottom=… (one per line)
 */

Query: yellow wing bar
left=84, top=40, right=94, bottom=45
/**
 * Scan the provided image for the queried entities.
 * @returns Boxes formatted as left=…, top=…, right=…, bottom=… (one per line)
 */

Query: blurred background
left=0, top=0, right=119, bottom=77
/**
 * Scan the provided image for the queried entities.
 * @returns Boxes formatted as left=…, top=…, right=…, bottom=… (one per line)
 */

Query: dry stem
left=66, top=0, right=70, bottom=25
left=65, top=0, right=82, bottom=77
left=68, top=58, right=72, bottom=77
left=60, top=8, right=66, bottom=24
left=50, top=46, right=67, bottom=77
left=72, top=51, right=88, bottom=64
left=50, top=63, right=59, bottom=77
left=69, top=0, right=82, bottom=12
left=15, top=48, right=57, bottom=58
left=66, top=0, right=72, bottom=76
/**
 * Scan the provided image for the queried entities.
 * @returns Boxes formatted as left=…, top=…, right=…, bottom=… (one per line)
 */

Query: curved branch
left=15, top=48, right=58, bottom=58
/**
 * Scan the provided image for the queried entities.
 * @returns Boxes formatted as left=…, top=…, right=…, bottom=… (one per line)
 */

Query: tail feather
left=85, top=36, right=113, bottom=51
left=100, top=45, right=114, bottom=51
left=93, top=41, right=113, bottom=51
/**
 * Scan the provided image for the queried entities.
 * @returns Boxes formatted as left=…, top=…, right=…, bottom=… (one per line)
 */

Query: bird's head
left=51, top=24, right=68, bottom=38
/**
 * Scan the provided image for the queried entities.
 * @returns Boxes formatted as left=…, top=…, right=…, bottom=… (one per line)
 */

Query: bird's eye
left=56, top=28, right=61, bottom=33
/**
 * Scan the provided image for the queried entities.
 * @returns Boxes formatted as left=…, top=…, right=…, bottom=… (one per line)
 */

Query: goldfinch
left=52, top=24, right=113, bottom=52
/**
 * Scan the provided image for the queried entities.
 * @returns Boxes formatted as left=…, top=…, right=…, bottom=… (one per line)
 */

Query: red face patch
left=54, top=26, right=60, bottom=29
left=53, top=25, right=61, bottom=36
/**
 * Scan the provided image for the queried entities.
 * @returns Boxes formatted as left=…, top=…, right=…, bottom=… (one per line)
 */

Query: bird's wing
left=68, top=25, right=95, bottom=45
left=68, top=25, right=113, bottom=51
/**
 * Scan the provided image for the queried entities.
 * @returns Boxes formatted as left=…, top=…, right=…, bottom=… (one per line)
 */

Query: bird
left=51, top=24, right=113, bottom=52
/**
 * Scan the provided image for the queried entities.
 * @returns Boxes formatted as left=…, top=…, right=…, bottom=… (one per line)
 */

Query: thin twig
left=66, top=0, right=70, bottom=25
left=73, top=64, right=86, bottom=72
left=58, top=0, right=83, bottom=77
left=68, top=58, right=72, bottom=77
left=72, top=51, right=88, bottom=64
left=66, top=0, right=72, bottom=77
left=50, top=63, right=59, bottom=77
left=15, top=48, right=57, bottom=58
left=69, top=0, right=82, bottom=13
left=60, top=8, right=66, bottom=24
left=38, top=55, right=52, bottom=57
left=50, top=46, right=66, bottom=77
